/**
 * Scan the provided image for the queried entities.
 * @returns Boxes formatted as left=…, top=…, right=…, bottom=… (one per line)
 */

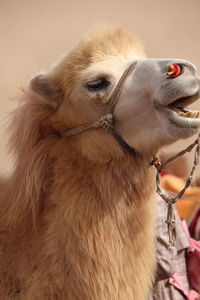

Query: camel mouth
left=158, top=93, right=200, bottom=129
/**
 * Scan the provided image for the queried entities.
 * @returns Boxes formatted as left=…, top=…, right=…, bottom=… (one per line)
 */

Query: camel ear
left=30, top=74, right=64, bottom=106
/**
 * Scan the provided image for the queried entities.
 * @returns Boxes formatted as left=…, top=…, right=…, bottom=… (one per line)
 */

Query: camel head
left=30, top=26, right=200, bottom=160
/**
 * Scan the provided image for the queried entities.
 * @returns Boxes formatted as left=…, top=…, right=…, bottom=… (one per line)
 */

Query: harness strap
left=107, top=61, right=138, bottom=114
left=61, top=61, right=139, bottom=156
left=109, top=127, right=141, bottom=156
left=62, top=114, right=114, bottom=137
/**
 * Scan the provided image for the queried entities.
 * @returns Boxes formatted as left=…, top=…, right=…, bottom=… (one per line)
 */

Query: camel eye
left=86, top=78, right=110, bottom=91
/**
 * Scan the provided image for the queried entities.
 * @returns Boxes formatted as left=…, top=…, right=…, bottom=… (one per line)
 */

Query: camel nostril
left=167, top=64, right=183, bottom=78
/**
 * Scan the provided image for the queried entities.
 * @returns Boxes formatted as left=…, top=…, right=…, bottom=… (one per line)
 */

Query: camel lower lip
left=162, top=106, right=200, bottom=128
left=154, top=93, right=200, bottom=129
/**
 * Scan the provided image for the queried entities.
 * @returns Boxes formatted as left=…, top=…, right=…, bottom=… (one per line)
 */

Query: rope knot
left=150, top=157, right=163, bottom=172
left=94, top=114, right=114, bottom=130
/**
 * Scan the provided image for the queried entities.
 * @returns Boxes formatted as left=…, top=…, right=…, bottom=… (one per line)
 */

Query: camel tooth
left=184, top=111, right=193, bottom=118
left=177, top=111, right=200, bottom=118
left=178, top=112, right=186, bottom=117
left=195, top=111, right=200, bottom=118
left=190, top=111, right=200, bottom=118
left=178, top=111, right=192, bottom=118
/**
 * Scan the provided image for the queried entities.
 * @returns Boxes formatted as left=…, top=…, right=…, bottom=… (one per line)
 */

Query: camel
left=0, top=25, right=200, bottom=300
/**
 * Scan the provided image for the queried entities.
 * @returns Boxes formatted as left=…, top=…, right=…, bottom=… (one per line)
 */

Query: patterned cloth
left=148, top=198, right=200, bottom=300
left=189, top=209, right=200, bottom=241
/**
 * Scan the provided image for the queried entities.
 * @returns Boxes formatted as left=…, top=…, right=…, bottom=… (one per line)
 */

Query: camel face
left=31, top=27, right=200, bottom=157
left=63, top=57, right=200, bottom=156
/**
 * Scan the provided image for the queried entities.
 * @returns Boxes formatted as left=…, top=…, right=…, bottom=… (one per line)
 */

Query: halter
left=62, top=61, right=140, bottom=156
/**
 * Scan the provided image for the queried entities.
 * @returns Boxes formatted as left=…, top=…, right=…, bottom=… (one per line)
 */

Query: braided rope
left=63, top=62, right=138, bottom=138
left=62, top=114, right=114, bottom=137
left=151, top=133, right=200, bottom=246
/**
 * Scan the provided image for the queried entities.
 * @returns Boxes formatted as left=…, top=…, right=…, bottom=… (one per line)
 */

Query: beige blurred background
left=0, top=0, right=200, bottom=175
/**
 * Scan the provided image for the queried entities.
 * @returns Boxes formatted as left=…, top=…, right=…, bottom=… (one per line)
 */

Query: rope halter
left=62, top=61, right=140, bottom=156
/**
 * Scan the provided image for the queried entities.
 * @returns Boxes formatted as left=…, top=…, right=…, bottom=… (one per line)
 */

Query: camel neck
left=49, top=145, right=154, bottom=208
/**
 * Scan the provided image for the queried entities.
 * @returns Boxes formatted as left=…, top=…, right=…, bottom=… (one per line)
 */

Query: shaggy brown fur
left=0, top=26, right=156, bottom=300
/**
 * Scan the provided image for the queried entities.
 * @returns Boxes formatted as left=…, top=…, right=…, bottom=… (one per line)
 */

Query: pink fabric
left=189, top=209, right=200, bottom=241
left=182, top=220, right=200, bottom=293
left=187, top=238, right=200, bottom=293
left=169, top=273, right=199, bottom=300
left=149, top=198, right=200, bottom=299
